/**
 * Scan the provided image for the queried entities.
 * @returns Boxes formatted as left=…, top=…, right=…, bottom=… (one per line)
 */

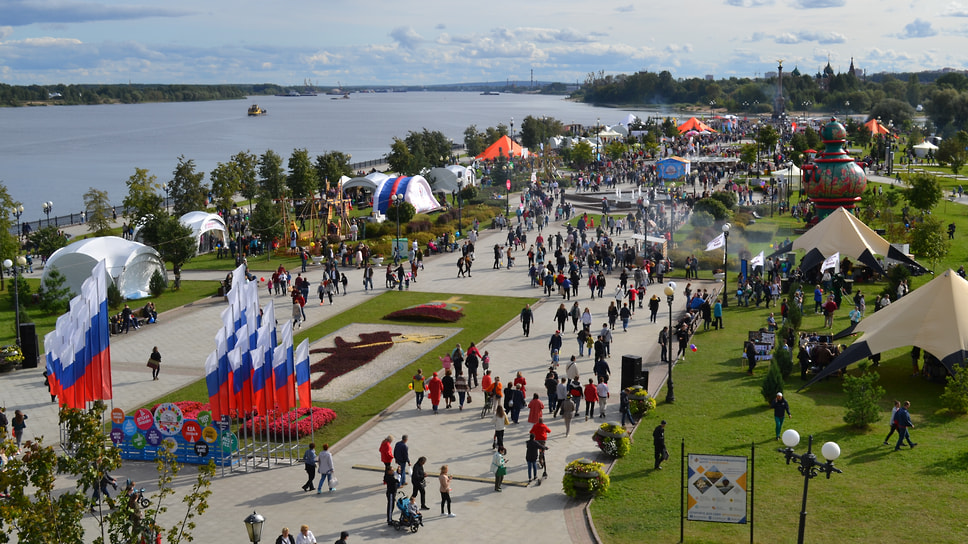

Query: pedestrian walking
left=335, top=531, right=349, bottom=544
left=147, top=346, right=162, bottom=380
left=653, top=420, right=668, bottom=469
left=619, top=387, right=636, bottom=426
left=491, top=446, right=508, bottom=492
left=411, top=369, right=425, bottom=410
left=301, top=442, right=317, bottom=491
left=439, top=465, right=454, bottom=517
left=379, top=435, right=394, bottom=471
left=493, top=405, right=508, bottom=450
left=520, top=304, right=534, bottom=337
left=316, top=443, right=335, bottom=493
left=893, top=401, right=917, bottom=450
left=10, top=409, right=27, bottom=451
left=384, top=467, right=399, bottom=525
left=883, top=400, right=901, bottom=445
left=559, top=397, right=575, bottom=437
left=771, top=393, right=791, bottom=440
left=410, top=457, right=429, bottom=509
left=525, top=433, right=548, bottom=483
left=393, top=435, right=411, bottom=486
left=275, top=527, right=295, bottom=544
left=295, top=525, right=316, bottom=544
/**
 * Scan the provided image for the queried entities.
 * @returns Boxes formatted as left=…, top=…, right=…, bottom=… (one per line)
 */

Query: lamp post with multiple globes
left=391, top=193, right=404, bottom=262
left=3, top=255, right=28, bottom=346
left=43, top=201, right=53, bottom=228
left=776, top=429, right=843, bottom=544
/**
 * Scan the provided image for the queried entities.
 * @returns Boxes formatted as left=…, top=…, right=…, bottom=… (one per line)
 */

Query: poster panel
left=687, top=454, right=748, bottom=523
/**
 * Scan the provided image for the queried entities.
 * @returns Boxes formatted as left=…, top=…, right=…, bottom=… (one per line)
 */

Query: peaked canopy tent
left=677, top=117, right=717, bottom=134
left=802, top=270, right=968, bottom=388
left=42, top=236, right=169, bottom=300
left=863, top=118, right=891, bottom=136
left=373, top=175, right=442, bottom=215
left=343, top=171, right=391, bottom=192
left=913, top=141, right=939, bottom=158
left=791, top=207, right=926, bottom=274
left=179, top=211, right=226, bottom=254
left=475, top=135, right=527, bottom=161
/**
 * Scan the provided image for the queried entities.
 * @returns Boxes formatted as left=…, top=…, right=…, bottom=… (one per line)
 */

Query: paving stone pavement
left=3, top=197, right=721, bottom=544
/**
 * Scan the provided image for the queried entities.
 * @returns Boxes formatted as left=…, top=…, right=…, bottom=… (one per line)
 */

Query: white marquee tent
left=179, top=211, right=226, bottom=254
left=42, top=236, right=168, bottom=300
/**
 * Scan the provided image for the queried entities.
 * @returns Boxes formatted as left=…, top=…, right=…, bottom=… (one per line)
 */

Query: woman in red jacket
left=583, top=378, right=600, bottom=421
left=379, top=435, right=394, bottom=471
left=426, top=372, right=444, bottom=414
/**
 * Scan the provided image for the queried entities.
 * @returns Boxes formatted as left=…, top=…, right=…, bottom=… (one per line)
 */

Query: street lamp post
left=164, top=182, right=171, bottom=214
left=708, top=100, right=716, bottom=118
left=12, top=205, right=24, bottom=241
left=642, top=198, right=650, bottom=261
left=664, top=281, right=677, bottom=403
left=391, top=193, right=404, bottom=263
left=457, top=177, right=464, bottom=238
left=243, top=511, right=265, bottom=544
left=777, top=430, right=843, bottom=544
left=230, top=208, right=244, bottom=266
left=3, top=256, right=27, bottom=346
left=721, top=223, right=731, bottom=307
left=43, top=201, right=53, bottom=228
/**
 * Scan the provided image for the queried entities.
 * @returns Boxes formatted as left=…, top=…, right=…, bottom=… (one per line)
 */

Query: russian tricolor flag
left=295, top=338, right=311, bottom=409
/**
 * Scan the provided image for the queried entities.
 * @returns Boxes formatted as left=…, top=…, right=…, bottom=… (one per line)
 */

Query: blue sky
left=0, top=0, right=965, bottom=86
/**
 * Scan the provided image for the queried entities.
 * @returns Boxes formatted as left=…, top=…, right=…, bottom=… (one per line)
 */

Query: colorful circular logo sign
left=220, top=432, right=238, bottom=453
left=153, top=403, right=185, bottom=436
left=202, top=426, right=219, bottom=444
left=134, top=409, right=154, bottom=431
left=146, top=427, right=163, bottom=447
left=122, top=418, right=138, bottom=437
left=131, top=433, right=147, bottom=450
left=111, top=408, right=125, bottom=425
left=181, top=421, right=202, bottom=443
left=194, top=442, right=210, bottom=457
left=196, top=411, right=212, bottom=428
left=161, top=437, right=178, bottom=454
left=110, top=428, right=124, bottom=444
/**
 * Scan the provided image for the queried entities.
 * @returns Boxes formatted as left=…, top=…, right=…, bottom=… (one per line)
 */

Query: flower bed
left=0, top=345, right=24, bottom=373
left=562, top=458, right=610, bottom=498
left=152, top=401, right=336, bottom=439
left=593, top=423, right=631, bottom=458
left=628, top=386, right=657, bottom=418
left=383, top=302, right=464, bottom=323
left=309, top=331, right=400, bottom=390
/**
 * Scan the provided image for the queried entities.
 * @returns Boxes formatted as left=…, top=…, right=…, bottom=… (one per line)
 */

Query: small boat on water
left=247, top=104, right=267, bottom=116
left=330, top=93, right=350, bottom=100
left=481, top=91, right=500, bottom=96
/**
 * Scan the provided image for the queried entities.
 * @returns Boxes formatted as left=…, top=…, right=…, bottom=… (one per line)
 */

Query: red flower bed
left=151, top=401, right=206, bottom=420
left=309, top=331, right=399, bottom=390
left=384, top=302, right=463, bottom=322
left=243, top=407, right=337, bottom=439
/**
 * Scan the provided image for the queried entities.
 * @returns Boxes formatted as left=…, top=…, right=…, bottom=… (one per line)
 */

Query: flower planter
left=596, top=428, right=628, bottom=439
left=562, top=458, right=610, bottom=498
left=371, top=257, right=384, bottom=266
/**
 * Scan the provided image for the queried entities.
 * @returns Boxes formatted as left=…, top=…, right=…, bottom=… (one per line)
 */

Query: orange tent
left=863, top=118, right=891, bottom=136
left=677, top=117, right=717, bottom=134
left=475, top=135, right=526, bottom=160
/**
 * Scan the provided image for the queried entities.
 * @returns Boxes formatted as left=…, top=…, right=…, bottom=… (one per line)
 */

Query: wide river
left=0, top=92, right=671, bottom=221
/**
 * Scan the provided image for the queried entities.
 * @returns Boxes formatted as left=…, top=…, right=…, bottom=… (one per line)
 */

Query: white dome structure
left=179, top=211, right=227, bottom=254
left=373, top=175, right=441, bottom=214
left=42, top=236, right=168, bottom=300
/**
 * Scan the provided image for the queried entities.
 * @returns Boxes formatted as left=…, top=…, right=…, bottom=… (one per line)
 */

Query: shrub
left=693, top=198, right=730, bottom=220
left=149, top=269, right=166, bottom=297
left=38, top=266, right=73, bottom=315
left=385, top=201, right=416, bottom=224
left=710, top=190, right=738, bottom=210
left=628, top=386, right=657, bottom=417
left=842, top=371, right=886, bottom=428
left=407, top=219, right=433, bottom=233
left=435, top=210, right=459, bottom=225
left=940, top=367, right=968, bottom=414
left=761, top=361, right=784, bottom=403
left=787, top=292, right=803, bottom=330
left=690, top=210, right=715, bottom=228
left=773, top=343, right=794, bottom=380
left=459, top=185, right=479, bottom=201
left=562, top=458, right=610, bottom=498
left=107, top=282, right=123, bottom=310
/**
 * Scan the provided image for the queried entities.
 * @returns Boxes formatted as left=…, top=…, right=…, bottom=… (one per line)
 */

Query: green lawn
left=146, top=290, right=538, bottom=447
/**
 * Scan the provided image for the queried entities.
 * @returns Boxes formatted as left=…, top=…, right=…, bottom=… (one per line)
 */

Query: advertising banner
left=111, top=402, right=236, bottom=466
left=686, top=454, right=748, bottom=523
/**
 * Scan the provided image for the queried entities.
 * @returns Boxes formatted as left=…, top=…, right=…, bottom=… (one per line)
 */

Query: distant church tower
left=773, top=59, right=786, bottom=119
left=848, top=57, right=856, bottom=77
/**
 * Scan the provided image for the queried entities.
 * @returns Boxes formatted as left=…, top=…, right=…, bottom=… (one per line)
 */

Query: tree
left=83, top=188, right=113, bottom=236
left=27, top=226, right=69, bottom=260
left=286, top=148, right=318, bottom=200
left=463, top=125, right=487, bottom=157
left=909, top=216, right=949, bottom=270
left=121, top=168, right=164, bottom=222
left=0, top=183, right=22, bottom=276
left=388, top=129, right=451, bottom=175
left=168, top=156, right=208, bottom=217
left=604, top=140, right=626, bottom=161
left=249, top=195, right=285, bottom=250
left=232, top=151, right=259, bottom=208
left=37, top=266, right=72, bottom=314
left=936, top=130, right=968, bottom=174
left=142, top=215, right=195, bottom=289
left=0, top=402, right=213, bottom=544
left=386, top=137, right=418, bottom=175
left=842, top=371, right=885, bottom=429
left=755, top=125, right=779, bottom=161
left=520, top=115, right=564, bottom=149
left=385, top=200, right=416, bottom=224
left=258, top=150, right=286, bottom=200
left=209, top=161, right=241, bottom=213
left=739, top=143, right=759, bottom=172
left=566, top=140, right=594, bottom=169
left=905, top=173, right=943, bottom=213
left=314, top=151, right=353, bottom=192
left=868, top=98, right=916, bottom=126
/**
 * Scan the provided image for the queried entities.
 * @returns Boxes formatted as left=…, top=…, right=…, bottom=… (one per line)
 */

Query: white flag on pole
left=704, top=233, right=725, bottom=251
left=821, top=252, right=840, bottom=273
left=750, top=251, right=764, bottom=268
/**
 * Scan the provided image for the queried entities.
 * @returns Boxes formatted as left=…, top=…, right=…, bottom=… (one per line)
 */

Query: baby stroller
left=391, top=492, right=423, bottom=533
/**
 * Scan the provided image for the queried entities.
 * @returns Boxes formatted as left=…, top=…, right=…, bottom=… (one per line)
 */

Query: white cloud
left=790, top=0, right=845, bottom=8
left=898, top=19, right=937, bottom=39
left=774, top=31, right=846, bottom=44
left=615, top=4, right=635, bottom=12
left=725, top=0, right=775, bottom=6
left=943, top=2, right=968, bottom=16
left=389, top=26, right=425, bottom=49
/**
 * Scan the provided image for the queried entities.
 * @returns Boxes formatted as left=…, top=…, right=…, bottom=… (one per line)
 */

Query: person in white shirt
left=596, top=378, right=610, bottom=418
left=295, top=525, right=316, bottom=544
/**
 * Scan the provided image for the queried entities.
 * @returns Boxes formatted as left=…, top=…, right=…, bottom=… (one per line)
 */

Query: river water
left=0, top=92, right=668, bottom=220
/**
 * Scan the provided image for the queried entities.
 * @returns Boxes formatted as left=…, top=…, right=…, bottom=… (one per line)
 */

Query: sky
left=0, top=0, right=966, bottom=87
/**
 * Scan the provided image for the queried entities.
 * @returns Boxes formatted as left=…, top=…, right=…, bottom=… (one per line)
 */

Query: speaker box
left=621, top=354, right=643, bottom=391
left=19, top=322, right=39, bottom=368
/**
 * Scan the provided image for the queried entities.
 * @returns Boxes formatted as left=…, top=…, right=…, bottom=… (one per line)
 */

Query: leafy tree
left=520, top=115, right=564, bottom=149
left=386, top=137, right=418, bottom=175
left=690, top=210, right=714, bottom=228
left=484, top=124, right=509, bottom=145
left=82, top=187, right=113, bottom=236
left=909, top=216, right=949, bottom=270
left=463, top=125, right=487, bottom=157
left=739, top=143, right=759, bottom=172
left=939, top=367, right=968, bottom=414
left=121, top=168, right=164, bottom=222
left=0, top=182, right=22, bottom=273
left=258, top=150, right=287, bottom=200
left=209, top=161, right=241, bottom=213
left=904, top=173, right=943, bottom=213
left=755, top=125, right=779, bottom=161
left=773, top=341, right=794, bottom=380
left=604, top=140, right=626, bottom=161
left=566, top=140, right=594, bottom=169
left=232, top=151, right=259, bottom=208
left=385, top=200, right=416, bottom=224
left=842, top=371, right=885, bottom=429
left=37, top=266, right=72, bottom=314
left=168, top=156, right=208, bottom=217
left=693, top=198, right=730, bottom=220
left=314, top=151, right=353, bottom=191
left=249, top=196, right=285, bottom=249
left=286, top=148, right=318, bottom=200
left=388, top=129, right=451, bottom=175
left=761, top=361, right=784, bottom=402
left=868, top=98, right=916, bottom=126
left=709, top=191, right=738, bottom=210
left=27, top=226, right=69, bottom=260
left=936, top=130, right=968, bottom=174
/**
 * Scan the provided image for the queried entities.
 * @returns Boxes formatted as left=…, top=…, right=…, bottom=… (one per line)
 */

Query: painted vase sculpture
left=802, top=118, right=867, bottom=219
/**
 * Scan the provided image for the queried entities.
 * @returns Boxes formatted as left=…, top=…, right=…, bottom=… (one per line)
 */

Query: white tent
left=373, top=175, right=441, bottom=215
left=42, top=236, right=168, bottom=300
left=426, top=165, right=478, bottom=193
left=179, top=211, right=226, bottom=254
left=772, top=164, right=802, bottom=179
left=343, top=171, right=391, bottom=192
left=913, top=141, right=939, bottom=158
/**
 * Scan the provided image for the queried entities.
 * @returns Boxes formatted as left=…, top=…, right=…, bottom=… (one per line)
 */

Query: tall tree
left=168, top=156, right=208, bottom=217
left=286, top=148, right=319, bottom=200
left=82, top=188, right=113, bottom=236
left=140, top=214, right=195, bottom=289
left=258, top=150, right=286, bottom=200
left=905, top=173, right=944, bottom=213
left=386, top=138, right=418, bottom=175
left=249, top=195, right=285, bottom=249
left=520, top=115, right=564, bottom=149
left=232, top=151, right=259, bottom=207
left=121, top=168, right=164, bottom=223
left=209, top=161, right=240, bottom=213
left=27, top=227, right=69, bottom=260
left=463, top=125, right=486, bottom=157
left=0, top=182, right=21, bottom=269
left=314, top=151, right=353, bottom=192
